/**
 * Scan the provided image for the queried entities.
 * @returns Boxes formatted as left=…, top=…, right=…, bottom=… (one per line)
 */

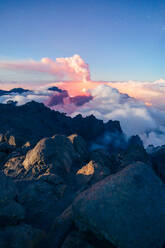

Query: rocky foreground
left=0, top=102, right=165, bottom=248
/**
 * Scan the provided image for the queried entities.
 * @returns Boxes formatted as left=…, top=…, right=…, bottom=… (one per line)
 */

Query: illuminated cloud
left=0, top=54, right=90, bottom=82
left=1, top=54, right=165, bottom=146
left=108, top=79, right=165, bottom=110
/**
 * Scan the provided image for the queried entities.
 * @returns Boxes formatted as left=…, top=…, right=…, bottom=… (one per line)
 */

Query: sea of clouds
left=0, top=54, right=165, bottom=147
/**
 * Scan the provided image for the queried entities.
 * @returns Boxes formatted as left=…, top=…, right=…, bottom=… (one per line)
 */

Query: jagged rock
left=119, top=136, right=149, bottom=168
left=76, top=160, right=110, bottom=186
left=3, top=156, right=25, bottom=178
left=73, top=162, right=165, bottom=248
left=22, top=135, right=78, bottom=177
left=22, top=141, right=31, bottom=148
left=16, top=174, right=67, bottom=229
left=68, top=134, right=89, bottom=163
left=0, top=224, right=44, bottom=248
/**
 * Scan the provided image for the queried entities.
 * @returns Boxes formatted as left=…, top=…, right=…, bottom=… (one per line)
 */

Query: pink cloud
left=0, top=54, right=90, bottom=82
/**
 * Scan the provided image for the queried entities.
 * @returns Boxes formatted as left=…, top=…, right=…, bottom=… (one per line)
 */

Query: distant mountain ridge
left=0, top=101, right=123, bottom=148
left=0, top=87, right=31, bottom=96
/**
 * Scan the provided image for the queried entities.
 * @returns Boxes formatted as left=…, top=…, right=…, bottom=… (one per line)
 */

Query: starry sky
left=0, top=0, right=165, bottom=82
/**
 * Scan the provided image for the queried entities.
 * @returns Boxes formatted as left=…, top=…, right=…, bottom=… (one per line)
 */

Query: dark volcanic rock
left=22, top=135, right=78, bottom=178
left=119, top=135, right=150, bottom=168
left=76, top=160, right=111, bottom=187
left=0, top=101, right=122, bottom=149
left=68, top=134, right=89, bottom=163
left=90, top=149, right=117, bottom=173
left=0, top=87, right=30, bottom=96
left=73, top=162, right=165, bottom=248
left=4, top=156, right=25, bottom=178
left=16, top=174, right=67, bottom=229
left=0, top=172, right=25, bottom=227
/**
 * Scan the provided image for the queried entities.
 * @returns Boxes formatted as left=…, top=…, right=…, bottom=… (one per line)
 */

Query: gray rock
left=22, top=135, right=78, bottom=177
left=17, top=174, right=67, bottom=229
left=73, top=162, right=165, bottom=248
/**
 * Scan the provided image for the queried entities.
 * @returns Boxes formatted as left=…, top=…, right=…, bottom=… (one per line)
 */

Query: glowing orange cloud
left=47, top=80, right=101, bottom=97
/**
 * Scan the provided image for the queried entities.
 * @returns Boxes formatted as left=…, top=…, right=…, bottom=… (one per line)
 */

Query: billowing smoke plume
left=0, top=54, right=90, bottom=82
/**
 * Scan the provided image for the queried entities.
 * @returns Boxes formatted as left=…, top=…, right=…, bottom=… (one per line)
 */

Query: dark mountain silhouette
left=0, top=87, right=30, bottom=96
left=0, top=101, right=122, bottom=147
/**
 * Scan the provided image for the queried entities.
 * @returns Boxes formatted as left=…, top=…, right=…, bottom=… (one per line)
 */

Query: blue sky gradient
left=0, top=0, right=165, bottom=81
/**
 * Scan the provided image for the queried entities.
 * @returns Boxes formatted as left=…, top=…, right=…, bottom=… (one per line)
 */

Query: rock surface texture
left=73, top=162, right=165, bottom=248
left=0, top=101, right=165, bottom=248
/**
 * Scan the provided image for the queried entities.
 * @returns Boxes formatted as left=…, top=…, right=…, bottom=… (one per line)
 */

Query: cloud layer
left=1, top=84, right=165, bottom=147
left=0, top=54, right=165, bottom=147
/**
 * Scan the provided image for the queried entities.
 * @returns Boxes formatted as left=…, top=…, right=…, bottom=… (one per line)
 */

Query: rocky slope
left=0, top=101, right=165, bottom=248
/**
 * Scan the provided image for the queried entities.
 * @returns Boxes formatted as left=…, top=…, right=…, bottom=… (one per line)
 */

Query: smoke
left=1, top=54, right=165, bottom=147
left=0, top=54, right=90, bottom=82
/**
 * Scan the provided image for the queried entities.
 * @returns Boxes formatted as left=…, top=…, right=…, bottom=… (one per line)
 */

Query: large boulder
left=73, top=162, right=165, bottom=248
left=16, top=173, right=67, bottom=229
left=22, top=135, right=78, bottom=177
